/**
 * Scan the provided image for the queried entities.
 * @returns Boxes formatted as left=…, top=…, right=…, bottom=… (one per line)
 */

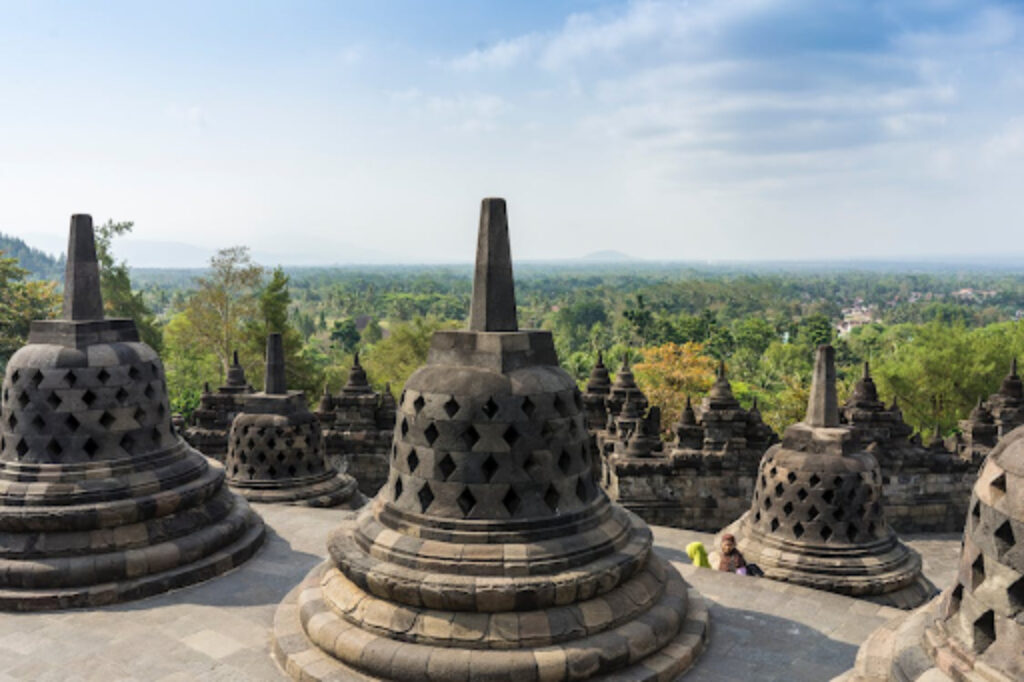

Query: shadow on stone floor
left=105, top=526, right=322, bottom=611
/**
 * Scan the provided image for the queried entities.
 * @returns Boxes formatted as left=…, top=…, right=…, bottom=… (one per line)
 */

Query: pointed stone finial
left=203, top=382, right=211, bottom=394
left=264, top=333, right=287, bottom=394
left=62, top=214, right=105, bottom=321
left=353, top=351, right=361, bottom=367
left=1011, top=357, right=1018, bottom=377
left=621, top=352, right=631, bottom=371
left=805, top=344, right=839, bottom=428
left=863, top=361, right=870, bottom=379
left=717, top=360, right=726, bottom=379
left=468, top=198, right=517, bottom=332
left=597, top=349, right=604, bottom=366
left=233, top=350, right=240, bottom=366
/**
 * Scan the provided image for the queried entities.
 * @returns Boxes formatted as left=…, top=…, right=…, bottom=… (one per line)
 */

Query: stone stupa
left=718, top=345, right=935, bottom=608
left=273, top=198, right=709, bottom=681
left=842, top=423, right=1024, bottom=681
left=224, top=333, right=364, bottom=508
left=0, top=215, right=265, bottom=610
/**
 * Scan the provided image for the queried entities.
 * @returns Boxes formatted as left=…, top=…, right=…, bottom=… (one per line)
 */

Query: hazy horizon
left=2, top=1, right=1023, bottom=264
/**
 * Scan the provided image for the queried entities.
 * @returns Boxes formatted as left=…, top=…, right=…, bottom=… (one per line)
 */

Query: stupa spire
left=805, top=344, right=839, bottom=427
left=468, top=198, right=517, bottom=332
left=264, top=333, right=287, bottom=395
left=62, top=214, right=104, bottom=321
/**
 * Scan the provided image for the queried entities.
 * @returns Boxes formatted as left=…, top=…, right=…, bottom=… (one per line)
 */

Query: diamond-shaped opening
left=782, top=501, right=794, bottom=516
left=128, top=366, right=140, bottom=380
left=972, top=554, right=985, bottom=589
left=257, top=452, right=267, bottom=463
left=809, top=473, right=821, bottom=487
left=990, top=473, right=1006, bottom=497
left=277, top=452, right=286, bottom=463
left=576, top=476, right=588, bottom=502
left=544, top=484, right=560, bottom=512
left=120, top=434, right=135, bottom=453
left=17, top=392, right=30, bottom=409
left=994, top=520, right=1015, bottom=556
left=847, top=486, right=858, bottom=501
left=787, top=471, right=797, bottom=484
left=46, top=392, right=61, bottom=411
left=413, top=395, right=426, bottom=414
left=443, top=396, right=460, bottom=418
left=10, top=370, right=19, bottom=384
left=482, top=397, right=499, bottom=419
left=438, top=453, right=456, bottom=480
left=823, top=489, right=835, bottom=504
left=456, top=487, right=476, bottom=516
left=522, top=452, right=540, bottom=477
left=134, top=407, right=146, bottom=424
left=769, top=466, right=777, bottom=477
left=83, top=438, right=99, bottom=458
left=99, top=411, right=116, bottom=430
left=288, top=465, right=297, bottom=477
left=144, top=384, right=155, bottom=400
left=820, top=525, right=833, bottom=541
left=793, top=522, right=804, bottom=538
left=760, top=475, right=767, bottom=487
left=764, top=496, right=772, bottom=510
left=65, top=414, right=80, bottom=431
left=97, top=368, right=111, bottom=384
left=15, top=439, right=28, bottom=458
left=394, top=476, right=404, bottom=500
left=30, top=370, right=43, bottom=387
left=774, top=482, right=784, bottom=496
left=1008, top=575, right=1024, bottom=612
left=424, top=422, right=439, bottom=446
left=407, top=448, right=420, bottom=473
left=461, top=425, right=479, bottom=450
left=521, top=396, right=536, bottom=418
left=834, top=507, right=845, bottom=521
left=6, top=414, right=16, bottom=429
left=845, top=523, right=858, bottom=543
left=46, top=438, right=62, bottom=458
left=82, top=390, right=97, bottom=407
left=503, top=488, right=521, bottom=516
left=481, top=454, right=499, bottom=482
left=971, top=500, right=981, bottom=524
left=770, top=518, right=780, bottom=532
left=554, top=394, right=572, bottom=417
left=267, top=466, right=278, bottom=479
left=972, top=610, right=995, bottom=654
left=31, top=414, right=45, bottom=431
left=247, top=467, right=256, bottom=479
left=400, top=418, right=409, bottom=437
left=797, top=488, right=808, bottom=501
left=558, top=449, right=572, bottom=475
left=754, top=511, right=761, bottom=522
left=116, top=387, right=129, bottom=402
left=503, top=424, right=520, bottom=448
left=833, top=476, right=844, bottom=488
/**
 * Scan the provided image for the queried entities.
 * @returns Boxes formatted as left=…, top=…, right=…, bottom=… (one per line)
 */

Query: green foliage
left=362, top=317, right=459, bottom=393
left=94, top=220, right=163, bottom=351
left=0, top=252, right=60, bottom=373
left=0, top=233, right=61, bottom=279
left=330, top=319, right=361, bottom=353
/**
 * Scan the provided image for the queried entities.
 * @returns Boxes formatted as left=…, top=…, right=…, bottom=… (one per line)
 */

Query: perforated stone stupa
left=273, top=198, right=709, bottom=681
left=842, top=424, right=1024, bottom=682
left=224, top=333, right=364, bottom=508
left=0, top=215, right=265, bottom=610
left=719, top=345, right=935, bottom=608
left=182, top=350, right=254, bottom=459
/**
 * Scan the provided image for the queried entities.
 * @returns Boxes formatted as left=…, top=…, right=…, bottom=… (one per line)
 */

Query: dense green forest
left=4, top=228, right=1024, bottom=438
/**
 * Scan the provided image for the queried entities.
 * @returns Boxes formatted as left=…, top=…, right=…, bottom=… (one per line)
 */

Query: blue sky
left=1, top=1, right=1022, bottom=265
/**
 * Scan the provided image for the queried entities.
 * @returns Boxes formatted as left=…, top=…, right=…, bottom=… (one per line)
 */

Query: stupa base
left=231, top=473, right=366, bottom=509
left=272, top=558, right=709, bottom=682
left=719, top=515, right=936, bottom=610
left=0, top=503, right=264, bottom=611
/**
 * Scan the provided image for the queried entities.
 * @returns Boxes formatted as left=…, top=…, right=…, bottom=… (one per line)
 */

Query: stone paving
left=0, top=503, right=961, bottom=681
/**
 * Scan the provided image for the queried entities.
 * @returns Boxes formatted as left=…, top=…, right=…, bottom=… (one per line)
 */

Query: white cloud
left=448, top=34, right=538, bottom=71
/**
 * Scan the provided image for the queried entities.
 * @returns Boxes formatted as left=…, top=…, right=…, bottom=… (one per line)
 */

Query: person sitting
left=685, top=541, right=710, bottom=568
left=718, top=533, right=747, bottom=573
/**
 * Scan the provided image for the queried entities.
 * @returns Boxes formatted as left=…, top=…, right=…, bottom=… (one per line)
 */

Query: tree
left=632, top=342, right=717, bottom=430
left=330, top=319, right=361, bottom=353
left=362, top=317, right=459, bottom=393
left=733, top=316, right=777, bottom=356
left=181, top=247, right=264, bottom=378
left=93, top=220, right=163, bottom=350
left=362, top=318, right=383, bottom=344
left=798, top=313, right=834, bottom=348
left=244, top=266, right=320, bottom=393
left=0, top=252, right=60, bottom=373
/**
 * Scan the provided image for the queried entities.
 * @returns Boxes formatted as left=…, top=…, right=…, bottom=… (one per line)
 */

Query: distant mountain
left=0, top=233, right=62, bottom=279
left=580, top=250, right=637, bottom=262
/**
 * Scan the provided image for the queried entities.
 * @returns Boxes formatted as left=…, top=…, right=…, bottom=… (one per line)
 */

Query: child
left=718, top=533, right=747, bottom=573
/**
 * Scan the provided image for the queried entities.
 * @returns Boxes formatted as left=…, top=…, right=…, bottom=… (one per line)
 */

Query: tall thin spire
left=805, top=344, right=839, bottom=428
left=62, top=214, right=104, bottom=321
left=468, top=198, right=517, bottom=332
left=863, top=361, right=870, bottom=379
left=264, top=333, right=287, bottom=394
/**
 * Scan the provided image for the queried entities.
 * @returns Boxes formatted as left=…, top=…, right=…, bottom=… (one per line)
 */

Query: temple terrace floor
left=0, top=503, right=961, bottom=682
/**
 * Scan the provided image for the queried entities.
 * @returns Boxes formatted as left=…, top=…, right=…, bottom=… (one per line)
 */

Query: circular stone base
left=718, top=516, right=936, bottom=610
left=0, top=501, right=265, bottom=611
left=272, top=560, right=709, bottom=682
left=230, top=473, right=366, bottom=509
